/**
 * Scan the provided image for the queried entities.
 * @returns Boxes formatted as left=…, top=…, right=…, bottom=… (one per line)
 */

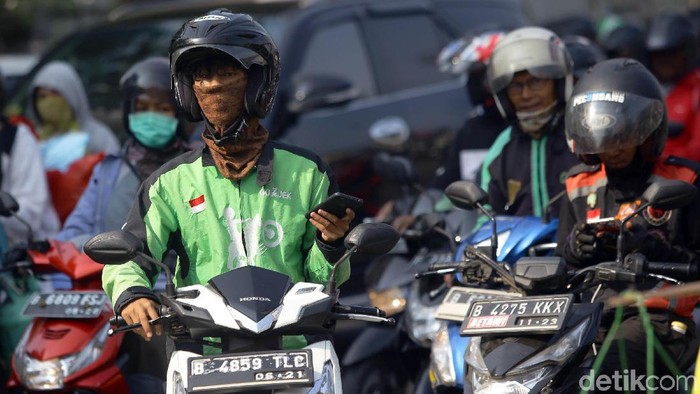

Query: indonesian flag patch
left=189, top=195, right=206, bottom=214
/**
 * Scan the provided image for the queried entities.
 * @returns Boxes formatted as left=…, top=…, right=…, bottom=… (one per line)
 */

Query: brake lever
left=107, top=315, right=170, bottom=336
left=415, top=268, right=457, bottom=278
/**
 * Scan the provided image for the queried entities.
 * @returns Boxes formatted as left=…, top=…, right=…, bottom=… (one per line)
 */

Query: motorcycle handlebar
left=333, top=304, right=387, bottom=318
left=109, top=315, right=125, bottom=327
left=427, top=261, right=463, bottom=271
left=108, top=305, right=171, bottom=336
left=646, top=262, right=698, bottom=280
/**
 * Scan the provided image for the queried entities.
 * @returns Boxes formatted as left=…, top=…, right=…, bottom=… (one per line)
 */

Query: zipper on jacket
left=235, top=179, right=249, bottom=267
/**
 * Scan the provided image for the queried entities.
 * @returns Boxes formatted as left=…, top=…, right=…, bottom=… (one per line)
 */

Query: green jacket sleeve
left=302, top=163, right=350, bottom=286
left=102, top=176, right=178, bottom=312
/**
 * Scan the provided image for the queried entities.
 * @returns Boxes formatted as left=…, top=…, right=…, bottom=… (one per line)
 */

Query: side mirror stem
left=11, top=212, right=33, bottom=244
left=138, top=252, right=176, bottom=297
left=475, top=202, right=497, bottom=261
left=325, top=245, right=358, bottom=296
left=616, top=202, right=651, bottom=265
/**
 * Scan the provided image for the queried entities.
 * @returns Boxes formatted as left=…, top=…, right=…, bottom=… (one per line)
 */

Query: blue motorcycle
left=421, top=185, right=560, bottom=393
left=425, top=179, right=700, bottom=394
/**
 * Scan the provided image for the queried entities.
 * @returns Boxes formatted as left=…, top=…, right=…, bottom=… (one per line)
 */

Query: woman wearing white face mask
left=476, top=26, right=581, bottom=221
left=55, top=57, right=190, bottom=248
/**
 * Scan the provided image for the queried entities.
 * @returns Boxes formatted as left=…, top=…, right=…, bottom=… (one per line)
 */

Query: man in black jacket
left=478, top=27, right=579, bottom=220
left=556, top=58, right=700, bottom=390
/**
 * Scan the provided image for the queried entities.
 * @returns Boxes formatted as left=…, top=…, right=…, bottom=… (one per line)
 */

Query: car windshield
left=5, top=12, right=292, bottom=136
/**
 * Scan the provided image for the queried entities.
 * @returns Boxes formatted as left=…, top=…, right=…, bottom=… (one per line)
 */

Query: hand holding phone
left=587, top=217, right=621, bottom=234
left=305, top=192, right=363, bottom=219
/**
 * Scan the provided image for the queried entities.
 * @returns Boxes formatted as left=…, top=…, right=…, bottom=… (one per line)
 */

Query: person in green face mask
left=57, top=56, right=190, bottom=248
left=55, top=57, right=191, bottom=390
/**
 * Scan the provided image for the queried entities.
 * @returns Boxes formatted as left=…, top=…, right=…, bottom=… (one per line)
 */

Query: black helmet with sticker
left=565, top=58, right=667, bottom=164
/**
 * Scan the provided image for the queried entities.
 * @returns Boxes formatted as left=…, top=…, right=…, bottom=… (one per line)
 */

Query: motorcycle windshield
left=209, top=266, right=292, bottom=322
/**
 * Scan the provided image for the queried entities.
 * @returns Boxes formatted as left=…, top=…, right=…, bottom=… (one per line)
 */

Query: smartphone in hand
left=587, top=217, right=621, bottom=234
left=305, top=192, right=363, bottom=219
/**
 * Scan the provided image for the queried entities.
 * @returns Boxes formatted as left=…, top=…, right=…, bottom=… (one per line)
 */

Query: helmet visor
left=489, top=37, right=568, bottom=93
left=172, top=44, right=265, bottom=74
left=565, top=91, right=665, bottom=155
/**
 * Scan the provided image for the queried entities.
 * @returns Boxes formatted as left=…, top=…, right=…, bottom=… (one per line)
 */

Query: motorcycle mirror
left=0, top=191, right=34, bottom=242
left=445, top=181, right=497, bottom=260
left=444, top=181, right=489, bottom=211
left=416, top=212, right=458, bottom=253
left=326, top=223, right=400, bottom=296
left=419, top=212, right=445, bottom=231
left=344, top=222, right=400, bottom=255
left=641, top=179, right=697, bottom=211
left=0, top=192, right=19, bottom=217
left=84, top=230, right=177, bottom=297
left=83, top=230, right=143, bottom=265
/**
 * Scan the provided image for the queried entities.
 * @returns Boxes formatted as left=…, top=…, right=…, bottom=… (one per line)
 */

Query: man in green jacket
left=102, top=9, right=355, bottom=341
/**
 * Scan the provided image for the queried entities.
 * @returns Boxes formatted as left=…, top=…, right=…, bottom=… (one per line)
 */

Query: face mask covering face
left=193, top=68, right=248, bottom=134
left=128, top=111, right=179, bottom=149
left=35, top=95, right=77, bottom=138
left=515, top=101, right=558, bottom=134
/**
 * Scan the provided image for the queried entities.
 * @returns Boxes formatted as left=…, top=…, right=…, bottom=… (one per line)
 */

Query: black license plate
left=23, top=291, right=107, bottom=319
left=460, top=294, right=572, bottom=336
left=188, top=350, right=314, bottom=392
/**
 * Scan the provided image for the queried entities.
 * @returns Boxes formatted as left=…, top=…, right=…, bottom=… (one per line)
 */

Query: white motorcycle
left=83, top=222, right=399, bottom=393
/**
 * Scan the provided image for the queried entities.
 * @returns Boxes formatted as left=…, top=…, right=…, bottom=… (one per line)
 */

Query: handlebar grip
left=333, top=304, right=386, bottom=318
left=647, top=262, right=698, bottom=280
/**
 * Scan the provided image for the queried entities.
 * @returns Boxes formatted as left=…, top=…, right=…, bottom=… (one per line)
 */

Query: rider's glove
left=567, top=222, right=597, bottom=261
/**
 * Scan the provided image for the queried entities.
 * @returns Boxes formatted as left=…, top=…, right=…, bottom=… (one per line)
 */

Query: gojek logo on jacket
left=223, top=207, right=284, bottom=269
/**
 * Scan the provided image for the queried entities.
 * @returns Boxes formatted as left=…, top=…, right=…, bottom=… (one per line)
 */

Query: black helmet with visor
left=169, top=9, right=280, bottom=123
left=565, top=58, right=667, bottom=164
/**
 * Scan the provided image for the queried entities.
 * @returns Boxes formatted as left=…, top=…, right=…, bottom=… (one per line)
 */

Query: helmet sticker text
left=572, top=91, right=626, bottom=107
left=191, top=15, right=230, bottom=23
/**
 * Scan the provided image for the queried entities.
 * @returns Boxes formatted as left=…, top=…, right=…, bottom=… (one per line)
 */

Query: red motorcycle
left=5, top=238, right=131, bottom=393
left=0, top=192, right=165, bottom=393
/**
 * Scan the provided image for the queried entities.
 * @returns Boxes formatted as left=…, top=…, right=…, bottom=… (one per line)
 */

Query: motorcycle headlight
left=317, top=360, right=335, bottom=394
left=14, top=321, right=109, bottom=390
left=430, top=322, right=455, bottom=387
left=508, top=317, right=590, bottom=373
left=368, top=287, right=406, bottom=316
left=465, top=318, right=590, bottom=393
